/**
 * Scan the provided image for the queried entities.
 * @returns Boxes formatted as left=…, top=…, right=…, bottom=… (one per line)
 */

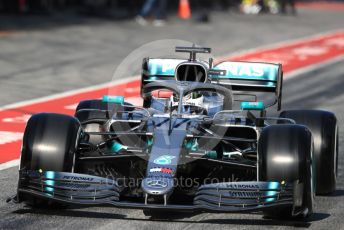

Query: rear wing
left=141, top=58, right=185, bottom=81
left=141, top=58, right=184, bottom=97
left=141, top=58, right=283, bottom=110
left=211, top=61, right=283, bottom=110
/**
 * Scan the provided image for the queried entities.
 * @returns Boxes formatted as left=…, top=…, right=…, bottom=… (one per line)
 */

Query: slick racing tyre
left=76, top=99, right=110, bottom=112
left=75, top=100, right=110, bottom=145
left=280, top=110, right=338, bottom=195
left=75, top=99, right=137, bottom=149
left=258, top=125, right=313, bottom=219
left=75, top=99, right=133, bottom=114
left=19, top=113, right=81, bottom=206
left=75, top=99, right=133, bottom=145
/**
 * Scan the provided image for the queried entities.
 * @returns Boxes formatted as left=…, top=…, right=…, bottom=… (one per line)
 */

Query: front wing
left=15, top=170, right=302, bottom=214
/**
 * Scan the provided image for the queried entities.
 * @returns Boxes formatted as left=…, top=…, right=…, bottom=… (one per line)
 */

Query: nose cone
left=141, top=177, right=174, bottom=195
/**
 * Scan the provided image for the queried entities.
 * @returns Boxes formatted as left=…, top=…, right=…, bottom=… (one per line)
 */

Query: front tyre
left=280, top=110, right=338, bottom=195
left=258, top=125, right=313, bottom=219
left=18, top=113, right=81, bottom=206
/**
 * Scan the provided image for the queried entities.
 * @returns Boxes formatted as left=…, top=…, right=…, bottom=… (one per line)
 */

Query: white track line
left=286, top=54, right=344, bottom=79
left=0, top=159, right=19, bottom=171
left=215, top=29, right=344, bottom=61
left=0, top=76, right=140, bottom=111
left=0, top=30, right=343, bottom=171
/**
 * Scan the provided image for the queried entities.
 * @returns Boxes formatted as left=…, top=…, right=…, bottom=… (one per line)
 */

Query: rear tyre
left=75, top=99, right=133, bottom=145
left=76, top=99, right=109, bottom=112
left=19, top=113, right=81, bottom=206
left=258, top=125, right=313, bottom=219
left=280, top=110, right=338, bottom=195
left=75, top=100, right=110, bottom=145
left=75, top=99, right=133, bottom=114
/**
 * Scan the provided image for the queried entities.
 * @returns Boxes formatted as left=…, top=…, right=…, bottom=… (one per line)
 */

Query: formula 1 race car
left=12, top=46, right=338, bottom=219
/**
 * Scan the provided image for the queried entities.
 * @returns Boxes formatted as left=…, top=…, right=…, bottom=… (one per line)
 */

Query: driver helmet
left=171, top=92, right=206, bottom=114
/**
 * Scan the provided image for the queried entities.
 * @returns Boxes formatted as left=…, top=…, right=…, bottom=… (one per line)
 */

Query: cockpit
left=149, top=90, right=225, bottom=116
left=142, top=81, right=233, bottom=117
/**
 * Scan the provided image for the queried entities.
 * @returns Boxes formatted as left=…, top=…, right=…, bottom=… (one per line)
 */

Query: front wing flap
left=17, top=170, right=120, bottom=204
left=194, top=181, right=293, bottom=211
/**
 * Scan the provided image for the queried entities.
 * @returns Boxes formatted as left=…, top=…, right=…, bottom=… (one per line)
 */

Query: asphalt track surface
left=0, top=8, right=344, bottom=230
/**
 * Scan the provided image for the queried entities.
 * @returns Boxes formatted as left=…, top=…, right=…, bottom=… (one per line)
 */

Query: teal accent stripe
left=44, top=171, right=55, bottom=193
left=265, top=182, right=280, bottom=202
left=102, top=95, right=124, bottom=104
left=147, top=59, right=184, bottom=76
left=211, top=62, right=279, bottom=85
left=111, top=142, right=124, bottom=153
left=241, top=101, right=265, bottom=110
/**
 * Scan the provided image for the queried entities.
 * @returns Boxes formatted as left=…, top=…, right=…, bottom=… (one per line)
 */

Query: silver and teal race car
left=11, top=46, right=338, bottom=219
